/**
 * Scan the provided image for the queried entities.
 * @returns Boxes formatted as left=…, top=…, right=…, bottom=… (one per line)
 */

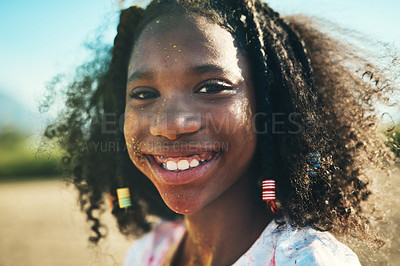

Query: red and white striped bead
left=262, top=180, right=276, bottom=201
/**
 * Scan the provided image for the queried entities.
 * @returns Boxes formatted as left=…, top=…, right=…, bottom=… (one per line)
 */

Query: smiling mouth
left=142, top=148, right=221, bottom=185
left=150, top=152, right=215, bottom=172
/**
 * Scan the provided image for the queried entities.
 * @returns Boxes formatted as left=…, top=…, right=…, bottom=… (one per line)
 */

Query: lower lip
left=146, top=152, right=221, bottom=185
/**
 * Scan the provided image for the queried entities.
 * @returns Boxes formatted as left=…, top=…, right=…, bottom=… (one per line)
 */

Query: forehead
left=129, top=14, right=245, bottom=77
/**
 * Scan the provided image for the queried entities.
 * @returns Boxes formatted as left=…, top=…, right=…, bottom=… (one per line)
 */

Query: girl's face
left=124, top=14, right=257, bottom=214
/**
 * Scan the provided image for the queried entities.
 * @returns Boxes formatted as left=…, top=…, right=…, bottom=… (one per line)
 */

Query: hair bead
left=262, top=179, right=278, bottom=213
left=117, top=187, right=132, bottom=209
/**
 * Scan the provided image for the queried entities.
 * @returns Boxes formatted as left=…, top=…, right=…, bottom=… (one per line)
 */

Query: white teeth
left=160, top=155, right=214, bottom=171
left=177, top=160, right=190, bottom=170
left=189, top=159, right=199, bottom=167
left=166, top=161, right=178, bottom=171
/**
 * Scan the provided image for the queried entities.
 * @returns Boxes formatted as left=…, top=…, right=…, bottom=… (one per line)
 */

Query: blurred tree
left=0, top=126, right=62, bottom=179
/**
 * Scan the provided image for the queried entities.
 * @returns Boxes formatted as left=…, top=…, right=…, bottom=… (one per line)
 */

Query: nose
left=150, top=104, right=202, bottom=140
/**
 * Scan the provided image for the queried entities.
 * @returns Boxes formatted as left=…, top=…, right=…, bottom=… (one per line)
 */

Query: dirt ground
left=0, top=179, right=134, bottom=266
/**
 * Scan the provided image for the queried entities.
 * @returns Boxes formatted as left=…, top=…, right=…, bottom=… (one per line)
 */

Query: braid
left=221, top=1, right=327, bottom=225
left=233, top=1, right=274, bottom=203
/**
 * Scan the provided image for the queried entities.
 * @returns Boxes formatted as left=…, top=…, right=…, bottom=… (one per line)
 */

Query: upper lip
left=144, top=150, right=217, bottom=158
left=141, top=144, right=219, bottom=157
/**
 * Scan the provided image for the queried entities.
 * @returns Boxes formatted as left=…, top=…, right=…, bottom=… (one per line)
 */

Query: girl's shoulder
left=275, top=224, right=361, bottom=265
left=124, top=219, right=185, bottom=266
left=235, top=219, right=361, bottom=265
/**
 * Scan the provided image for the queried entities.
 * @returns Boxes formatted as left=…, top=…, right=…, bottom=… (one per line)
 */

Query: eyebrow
left=127, top=70, right=155, bottom=83
left=127, top=64, right=228, bottom=83
left=189, top=64, right=226, bottom=76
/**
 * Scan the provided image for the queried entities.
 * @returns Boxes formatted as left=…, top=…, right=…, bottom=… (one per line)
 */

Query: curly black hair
left=43, top=0, right=399, bottom=263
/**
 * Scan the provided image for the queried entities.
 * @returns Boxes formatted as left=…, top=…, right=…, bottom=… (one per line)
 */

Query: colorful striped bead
left=117, top=187, right=132, bottom=208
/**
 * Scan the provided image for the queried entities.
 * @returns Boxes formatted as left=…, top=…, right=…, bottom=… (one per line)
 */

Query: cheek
left=229, top=96, right=256, bottom=139
left=225, top=96, right=257, bottom=172
left=123, top=110, right=138, bottom=135
left=123, top=111, right=146, bottom=165
left=206, top=99, right=255, bottom=139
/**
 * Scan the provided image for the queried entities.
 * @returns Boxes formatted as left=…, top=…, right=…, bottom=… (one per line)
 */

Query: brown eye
left=196, top=80, right=233, bottom=94
left=129, top=88, right=160, bottom=100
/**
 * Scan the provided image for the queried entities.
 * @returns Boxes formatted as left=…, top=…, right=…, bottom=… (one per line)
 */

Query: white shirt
left=124, top=219, right=361, bottom=265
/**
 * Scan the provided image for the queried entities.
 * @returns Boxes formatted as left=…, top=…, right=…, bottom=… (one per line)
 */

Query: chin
left=159, top=187, right=209, bottom=215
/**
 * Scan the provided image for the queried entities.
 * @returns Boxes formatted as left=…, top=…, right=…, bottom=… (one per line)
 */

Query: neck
left=177, top=174, right=271, bottom=265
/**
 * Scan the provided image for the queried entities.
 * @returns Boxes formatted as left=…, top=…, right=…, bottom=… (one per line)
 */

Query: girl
left=44, top=0, right=399, bottom=265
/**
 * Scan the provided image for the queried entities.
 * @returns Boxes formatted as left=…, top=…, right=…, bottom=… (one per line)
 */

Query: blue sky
left=0, top=0, right=119, bottom=112
left=0, top=0, right=399, bottom=115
